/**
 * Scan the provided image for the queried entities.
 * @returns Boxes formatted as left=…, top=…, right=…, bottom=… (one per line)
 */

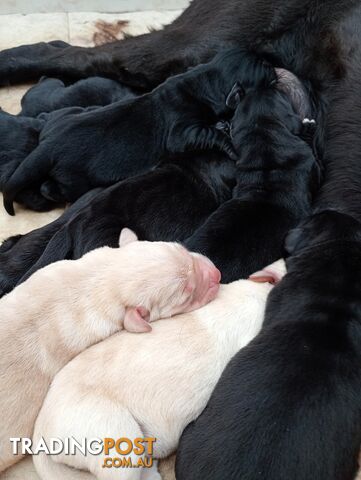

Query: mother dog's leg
left=0, top=0, right=358, bottom=89
left=0, top=6, right=220, bottom=90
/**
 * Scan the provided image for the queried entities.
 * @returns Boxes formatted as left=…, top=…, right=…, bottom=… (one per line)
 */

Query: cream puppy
left=0, top=228, right=220, bottom=473
left=33, top=260, right=286, bottom=480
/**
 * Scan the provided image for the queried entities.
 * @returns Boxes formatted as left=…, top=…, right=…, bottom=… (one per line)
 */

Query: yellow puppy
left=0, top=228, right=220, bottom=472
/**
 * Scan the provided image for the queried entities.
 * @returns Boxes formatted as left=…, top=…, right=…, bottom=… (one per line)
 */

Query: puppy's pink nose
left=209, top=267, right=221, bottom=287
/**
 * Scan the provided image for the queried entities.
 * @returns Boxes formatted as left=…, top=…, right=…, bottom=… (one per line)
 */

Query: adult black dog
left=177, top=30, right=361, bottom=478
left=177, top=211, right=361, bottom=480
left=0, top=0, right=357, bottom=90
left=1, top=1, right=361, bottom=478
left=19, top=76, right=136, bottom=117
left=1, top=48, right=256, bottom=215
left=184, top=68, right=321, bottom=282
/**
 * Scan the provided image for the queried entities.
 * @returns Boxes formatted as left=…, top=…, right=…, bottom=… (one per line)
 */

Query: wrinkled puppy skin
left=0, top=231, right=220, bottom=472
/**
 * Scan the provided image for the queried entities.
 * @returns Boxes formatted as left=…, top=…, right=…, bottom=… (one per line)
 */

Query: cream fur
left=0, top=232, right=215, bottom=473
left=32, top=260, right=286, bottom=480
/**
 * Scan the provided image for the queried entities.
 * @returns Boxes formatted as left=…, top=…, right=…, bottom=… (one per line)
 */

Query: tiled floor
left=0, top=10, right=181, bottom=49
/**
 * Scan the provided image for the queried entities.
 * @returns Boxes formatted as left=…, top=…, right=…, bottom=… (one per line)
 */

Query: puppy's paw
left=302, top=118, right=316, bottom=125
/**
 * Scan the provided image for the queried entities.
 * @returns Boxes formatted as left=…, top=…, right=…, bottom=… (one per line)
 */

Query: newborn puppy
left=0, top=188, right=103, bottom=297
left=2, top=49, right=274, bottom=214
left=32, top=260, right=285, bottom=480
left=0, top=110, right=56, bottom=211
left=0, top=107, right=101, bottom=211
left=0, top=229, right=220, bottom=473
left=20, top=76, right=136, bottom=117
left=185, top=68, right=321, bottom=281
left=0, top=151, right=236, bottom=297
left=0, top=111, right=42, bottom=157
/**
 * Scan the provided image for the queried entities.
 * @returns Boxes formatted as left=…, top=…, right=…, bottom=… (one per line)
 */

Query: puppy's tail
left=2, top=145, right=52, bottom=216
left=34, top=453, right=93, bottom=480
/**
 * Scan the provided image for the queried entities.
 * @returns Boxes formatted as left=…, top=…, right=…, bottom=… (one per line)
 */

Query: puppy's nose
left=209, top=267, right=221, bottom=287
left=198, top=256, right=221, bottom=286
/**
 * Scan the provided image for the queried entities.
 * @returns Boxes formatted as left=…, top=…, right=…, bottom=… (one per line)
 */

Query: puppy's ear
left=124, top=306, right=151, bottom=333
left=249, top=259, right=287, bottom=285
left=226, top=82, right=245, bottom=109
left=118, top=228, right=138, bottom=248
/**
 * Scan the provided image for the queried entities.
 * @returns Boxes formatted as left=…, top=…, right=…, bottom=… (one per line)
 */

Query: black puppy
left=0, top=151, right=236, bottom=296
left=176, top=210, right=361, bottom=480
left=0, top=110, right=42, bottom=155
left=0, top=188, right=103, bottom=297
left=2, top=49, right=271, bottom=214
left=0, top=67, right=318, bottom=292
left=184, top=69, right=321, bottom=282
left=0, top=108, right=100, bottom=211
left=20, top=76, right=136, bottom=117
left=0, top=110, right=58, bottom=211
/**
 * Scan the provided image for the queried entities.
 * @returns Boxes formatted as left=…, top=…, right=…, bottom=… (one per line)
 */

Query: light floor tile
left=0, top=194, right=64, bottom=242
left=69, top=10, right=181, bottom=46
left=0, top=13, right=69, bottom=50
left=0, top=84, right=33, bottom=114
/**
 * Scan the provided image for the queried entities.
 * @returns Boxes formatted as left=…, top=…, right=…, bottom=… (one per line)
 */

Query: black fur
left=0, top=108, right=98, bottom=211
left=0, top=1, right=358, bottom=89
left=176, top=211, right=361, bottom=480
left=20, top=76, right=136, bottom=117
left=0, top=188, right=102, bottom=297
left=1, top=1, right=361, bottom=478
left=175, top=4, right=361, bottom=478
left=0, top=152, right=235, bottom=296
left=1, top=49, right=269, bottom=214
left=0, top=110, right=58, bottom=211
left=0, top=65, right=318, bottom=290
left=0, top=75, right=135, bottom=210
left=184, top=81, right=320, bottom=282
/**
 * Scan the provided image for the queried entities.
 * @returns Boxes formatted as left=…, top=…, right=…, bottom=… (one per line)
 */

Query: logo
left=10, top=437, right=156, bottom=469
